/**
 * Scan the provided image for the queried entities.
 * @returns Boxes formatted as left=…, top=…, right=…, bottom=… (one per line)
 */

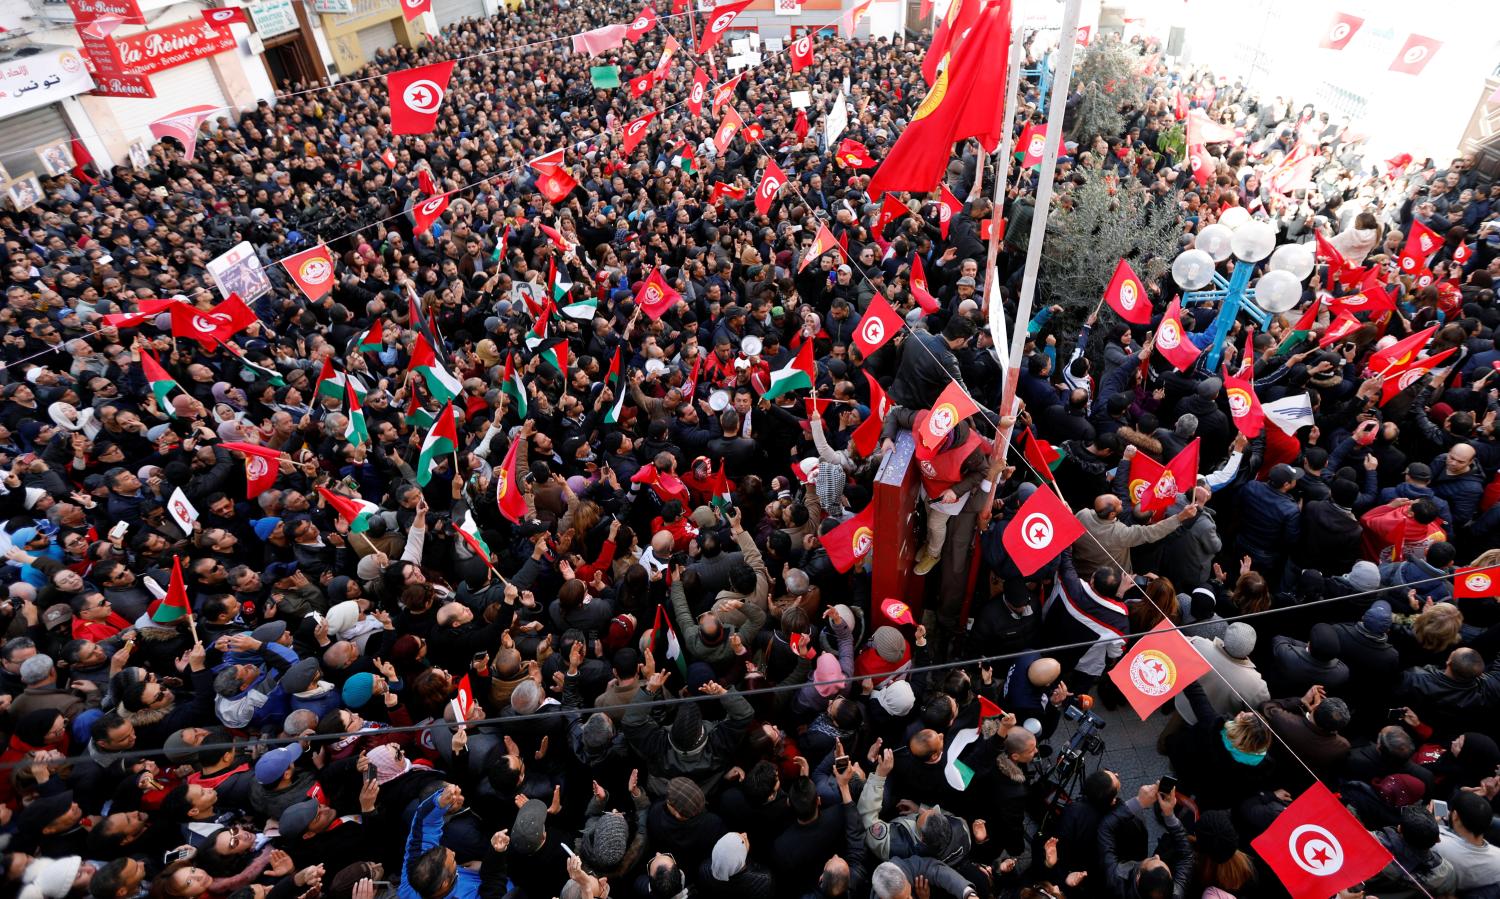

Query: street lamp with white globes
left=1172, top=215, right=1315, bottom=372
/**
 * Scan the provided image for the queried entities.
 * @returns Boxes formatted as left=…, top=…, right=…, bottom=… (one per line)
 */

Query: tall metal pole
left=981, top=3, right=1025, bottom=341
left=993, top=0, right=1082, bottom=462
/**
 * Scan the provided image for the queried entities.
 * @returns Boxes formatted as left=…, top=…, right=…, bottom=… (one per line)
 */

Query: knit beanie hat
left=1195, top=810, right=1239, bottom=864
left=1308, top=623, right=1340, bottom=661
left=814, top=653, right=843, bottom=697
left=581, top=812, right=630, bottom=869
left=666, top=777, right=705, bottom=818
left=341, top=672, right=377, bottom=708
left=20, top=855, right=82, bottom=899
left=1219, top=622, right=1256, bottom=659
left=872, top=626, right=906, bottom=663
left=252, top=517, right=282, bottom=541
left=1346, top=560, right=1381, bottom=592
left=324, top=600, right=360, bottom=637
left=670, top=703, right=704, bottom=752
left=710, top=832, right=749, bottom=881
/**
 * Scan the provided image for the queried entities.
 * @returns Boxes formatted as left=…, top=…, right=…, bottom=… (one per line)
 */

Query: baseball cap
left=1268, top=464, right=1303, bottom=486
left=254, top=743, right=303, bottom=785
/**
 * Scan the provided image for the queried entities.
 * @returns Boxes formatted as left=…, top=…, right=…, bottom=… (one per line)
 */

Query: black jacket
left=887, top=330, right=964, bottom=410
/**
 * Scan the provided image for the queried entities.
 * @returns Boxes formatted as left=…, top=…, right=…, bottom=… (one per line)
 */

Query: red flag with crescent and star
left=1002, top=484, right=1083, bottom=575
left=1251, top=783, right=1391, bottom=899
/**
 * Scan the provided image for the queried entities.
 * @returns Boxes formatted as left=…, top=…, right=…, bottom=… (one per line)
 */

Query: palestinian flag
left=344, top=388, right=370, bottom=447
left=549, top=257, right=573, bottom=304
left=355, top=320, right=384, bottom=353
left=1021, top=428, right=1064, bottom=483
left=539, top=339, right=569, bottom=376
left=604, top=348, right=626, bottom=424
left=410, top=333, right=463, bottom=403
left=763, top=340, right=816, bottom=401
left=491, top=226, right=511, bottom=263
left=1276, top=300, right=1322, bottom=353
left=525, top=303, right=551, bottom=351
left=672, top=142, right=698, bottom=173
left=318, top=485, right=380, bottom=533
left=709, top=462, right=733, bottom=512
left=407, top=284, right=442, bottom=348
left=141, top=351, right=180, bottom=417
left=652, top=604, right=688, bottom=677
left=219, top=340, right=285, bottom=386
left=416, top=402, right=459, bottom=487
left=501, top=352, right=529, bottom=417
left=943, top=698, right=1005, bottom=790
left=405, top=390, right=437, bottom=429
left=560, top=296, right=599, bottom=320
left=315, top=357, right=368, bottom=402
left=150, top=556, right=192, bottom=624
left=456, top=509, right=494, bottom=569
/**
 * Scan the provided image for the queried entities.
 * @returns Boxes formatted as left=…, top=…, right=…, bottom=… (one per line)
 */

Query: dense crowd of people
left=0, top=1, right=1498, bottom=899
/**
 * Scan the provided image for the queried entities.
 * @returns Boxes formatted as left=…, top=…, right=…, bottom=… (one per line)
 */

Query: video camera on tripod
left=1031, top=695, right=1106, bottom=835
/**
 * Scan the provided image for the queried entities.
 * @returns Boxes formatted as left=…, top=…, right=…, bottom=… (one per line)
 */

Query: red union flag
left=1455, top=565, right=1500, bottom=599
left=1003, top=485, right=1083, bottom=576
left=755, top=160, right=787, bottom=215
left=837, top=138, right=877, bottom=170
left=495, top=438, right=528, bottom=524
left=1223, top=366, right=1264, bottom=438
left=713, top=106, right=744, bottom=154
left=1108, top=621, right=1211, bottom=718
left=712, top=73, right=743, bottom=116
left=823, top=502, right=876, bottom=573
left=936, top=183, right=962, bottom=239
left=1389, top=33, right=1441, bottom=75
left=536, top=169, right=578, bottom=204
left=1251, top=783, right=1391, bottom=899
left=1330, top=286, right=1395, bottom=318
left=1103, top=258, right=1150, bottom=324
left=1401, top=220, right=1440, bottom=270
left=917, top=381, right=978, bottom=450
left=1318, top=313, right=1361, bottom=347
left=1380, top=349, right=1456, bottom=405
left=790, top=32, right=815, bottom=73
left=401, top=0, right=430, bottom=21
left=625, top=5, right=657, bottom=40
left=699, top=0, right=753, bottom=52
left=1018, top=122, right=1047, bottom=168
left=854, top=293, right=902, bottom=357
left=1189, top=142, right=1213, bottom=187
left=689, top=66, right=709, bottom=116
left=281, top=244, right=336, bottom=302
left=388, top=61, right=455, bottom=135
left=412, top=193, right=450, bottom=234
left=636, top=267, right=680, bottom=321
left=1154, top=298, right=1200, bottom=372
left=621, top=110, right=656, bottom=156
left=1317, top=12, right=1362, bottom=50
left=220, top=442, right=283, bottom=499
left=1369, top=325, right=1436, bottom=375
left=1139, top=438, right=1198, bottom=516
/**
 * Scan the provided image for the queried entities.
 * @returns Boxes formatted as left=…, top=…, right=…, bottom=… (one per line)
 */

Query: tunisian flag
left=790, top=32, right=815, bottom=73
left=823, top=502, right=876, bottom=573
left=1223, top=366, right=1264, bottom=438
left=1317, top=12, right=1362, bottom=50
left=220, top=442, right=284, bottom=499
left=1108, top=621, right=1211, bottom=718
left=625, top=5, right=657, bottom=40
left=688, top=66, right=710, bottom=117
left=698, top=0, right=753, bottom=52
left=412, top=193, right=450, bottom=233
left=755, top=160, right=787, bottom=215
left=1002, top=485, right=1083, bottom=576
left=1389, top=34, right=1441, bottom=75
left=1251, top=783, right=1391, bottom=899
left=388, top=61, right=455, bottom=134
left=1103, top=259, right=1150, bottom=324
left=1399, top=219, right=1440, bottom=272
left=1154, top=298, right=1200, bottom=372
left=621, top=110, right=656, bottom=156
left=170, top=296, right=257, bottom=350
left=495, top=438, right=528, bottom=524
left=866, top=0, right=1011, bottom=198
left=400, top=0, right=430, bottom=21
left=854, top=293, right=902, bottom=358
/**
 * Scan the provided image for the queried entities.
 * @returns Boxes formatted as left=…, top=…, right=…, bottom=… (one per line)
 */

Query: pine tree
left=1038, top=160, right=1183, bottom=356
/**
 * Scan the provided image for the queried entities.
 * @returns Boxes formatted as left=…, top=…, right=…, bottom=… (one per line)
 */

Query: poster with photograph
left=206, top=240, right=273, bottom=301
left=128, top=140, right=150, bottom=171
left=35, top=140, right=74, bottom=177
left=7, top=173, right=42, bottom=211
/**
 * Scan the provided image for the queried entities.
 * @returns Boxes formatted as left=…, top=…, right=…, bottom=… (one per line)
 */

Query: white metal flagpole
left=993, top=0, right=1083, bottom=463
left=981, top=0, right=1026, bottom=343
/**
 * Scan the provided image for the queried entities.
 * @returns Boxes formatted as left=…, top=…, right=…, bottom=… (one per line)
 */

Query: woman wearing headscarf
left=0, top=709, right=68, bottom=805
left=1423, top=731, right=1500, bottom=801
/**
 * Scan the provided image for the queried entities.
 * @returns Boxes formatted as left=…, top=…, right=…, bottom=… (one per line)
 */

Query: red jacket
left=72, top=611, right=132, bottom=642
